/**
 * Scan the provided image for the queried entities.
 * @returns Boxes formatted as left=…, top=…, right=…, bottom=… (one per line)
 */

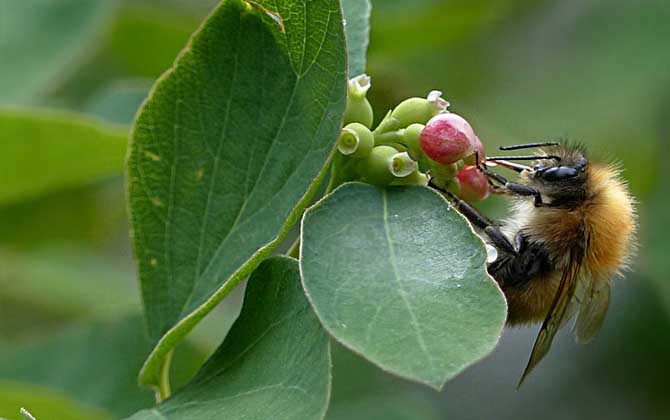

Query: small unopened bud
left=463, top=135, right=485, bottom=166
left=358, top=145, right=397, bottom=185
left=344, top=74, right=374, bottom=128
left=402, top=123, right=425, bottom=160
left=389, top=90, right=449, bottom=129
left=444, top=177, right=461, bottom=196
left=391, top=168, right=429, bottom=186
left=419, top=112, right=477, bottom=164
left=338, top=123, right=374, bottom=158
left=389, top=152, right=417, bottom=178
left=456, top=165, right=489, bottom=202
left=427, top=159, right=458, bottom=182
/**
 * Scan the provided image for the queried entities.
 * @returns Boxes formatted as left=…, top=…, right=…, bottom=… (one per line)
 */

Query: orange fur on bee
left=501, top=162, right=636, bottom=325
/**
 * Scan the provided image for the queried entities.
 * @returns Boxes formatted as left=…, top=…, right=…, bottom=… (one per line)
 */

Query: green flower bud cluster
left=332, top=77, right=448, bottom=188
left=333, top=76, right=489, bottom=202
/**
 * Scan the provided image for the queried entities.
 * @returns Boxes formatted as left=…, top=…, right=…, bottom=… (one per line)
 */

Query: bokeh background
left=1, top=0, right=668, bottom=419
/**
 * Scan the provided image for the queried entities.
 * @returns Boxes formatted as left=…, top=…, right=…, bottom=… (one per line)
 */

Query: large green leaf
left=0, top=109, right=127, bottom=206
left=0, top=0, right=117, bottom=104
left=300, top=183, right=507, bottom=389
left=127, top=0, right=346, bottom=387
left=125, top=257, right=331, bottom=420
left=342, top=0, right=372, bottom=77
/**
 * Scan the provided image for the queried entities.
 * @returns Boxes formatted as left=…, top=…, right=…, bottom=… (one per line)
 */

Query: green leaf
left=342, top=0, right=371, bottom=77
left=0, top=109, right=127, bottom=206
left=300, top=183, right=507, bottom=390
left=0, top=0, right=117, bottom=104
left=125, top=257, right=331, bottom=420
left=127, top=0, right=346, bottom=387
left=0, top=382, right=110, bottom=420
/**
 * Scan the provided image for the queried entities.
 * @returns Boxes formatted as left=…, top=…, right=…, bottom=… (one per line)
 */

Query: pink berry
left=463, top=135, right=485, bottom=166
left=456, top=165, right=489, bottom=202
left=419, top=113, right=476, bottom=164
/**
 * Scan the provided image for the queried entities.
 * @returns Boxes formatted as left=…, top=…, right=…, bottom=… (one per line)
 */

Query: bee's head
left=526, top=145, right=589, bottom=203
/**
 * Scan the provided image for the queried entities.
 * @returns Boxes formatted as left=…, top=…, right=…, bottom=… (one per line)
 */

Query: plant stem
left=156, top=349, right=174, bottom=402
left=287, top=237, right=300, bottom=258
left=374, top=129, right=405, bottom=146
left=287, top=152, right=348, bottom=259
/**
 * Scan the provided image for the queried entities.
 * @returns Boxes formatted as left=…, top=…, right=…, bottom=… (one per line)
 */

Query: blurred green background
left=1, top=0, right=668, bottom=419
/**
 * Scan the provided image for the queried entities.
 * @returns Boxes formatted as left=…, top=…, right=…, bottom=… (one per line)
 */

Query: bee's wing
left=574, top=277, right=611, bottom=344
left=517, top=248, right=584, bottom=387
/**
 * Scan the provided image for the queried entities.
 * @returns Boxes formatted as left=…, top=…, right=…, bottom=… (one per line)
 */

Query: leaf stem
left=287, top=237, right=300, bottom=258
left=156, top=349, right=174, bottom=402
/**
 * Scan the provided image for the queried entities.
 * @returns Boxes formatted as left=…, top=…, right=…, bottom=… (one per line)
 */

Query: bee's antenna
left=485, top=160, right=530, bottom=173
left=486, top=155, right=561, bottom=161
left=499, top=142, right=559, bottom=151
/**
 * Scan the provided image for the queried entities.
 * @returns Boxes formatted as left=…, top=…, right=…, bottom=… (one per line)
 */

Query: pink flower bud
left=419, top=113, right=476, bottom=164
left=462, top=135, right=485, bottom=166
left=456, top=165, right=489, bottom=202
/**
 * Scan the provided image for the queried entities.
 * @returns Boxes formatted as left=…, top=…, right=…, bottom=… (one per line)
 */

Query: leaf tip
left=245, top=1, right=285, bottom=32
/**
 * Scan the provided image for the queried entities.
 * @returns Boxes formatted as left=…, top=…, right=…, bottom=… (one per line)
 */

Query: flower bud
left=402, top=123, right=425, bottom=161
left=445, top=177, right=462, bottom=196
left=389, top=152, right=417, bottom=178
left=391, top=168, right=429, bottom=186
left=344, top=74, right=374, bottom=128
left=419, top=112, right=476, bottom=164
left=337, top=123, right=374, bottom=158
left=463, top=135, right=485, bottom=166
left=426, top=159, right=458, bottom=181
left=456, top=165, right=489, bottom=202
left=389, top=90, right=449, bottom=129
left=358, top=145, right=398, bottom=185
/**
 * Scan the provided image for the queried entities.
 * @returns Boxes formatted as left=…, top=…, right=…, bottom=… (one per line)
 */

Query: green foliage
left=0, top=110, right=127, bottom=206
left=0, top=317, right=153, bottom=418
left=106, top=6, right=199, bottom=79
left=0, top=382, right=110, bottom=420
left=84, top=80, right=150, bottom=125
left=301, top=183, right=506, bottom=389
left=4, top=0, right=668, bottom=419
left=125, top=257, right=331, bottom=420
left=0, top=316, right=206, bottom=418
left=0, top=0, right=117, bottom=104
left=127, top=0, right=347, bottom=388
left=0, top=248, right=138, bottom=321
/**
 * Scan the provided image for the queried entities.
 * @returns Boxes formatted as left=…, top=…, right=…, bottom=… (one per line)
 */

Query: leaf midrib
left=381, top=189, right=435, bottom=373
left=180, top=5, right=338, bottom=316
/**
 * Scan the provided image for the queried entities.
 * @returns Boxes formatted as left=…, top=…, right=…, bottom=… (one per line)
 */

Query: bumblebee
left=438, top=142, right=637, bottom=385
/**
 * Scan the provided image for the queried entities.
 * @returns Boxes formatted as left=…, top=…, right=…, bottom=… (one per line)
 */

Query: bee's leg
left=429, top=181, right=517, bottom=254
left=483, top=170, right=547, bottom=207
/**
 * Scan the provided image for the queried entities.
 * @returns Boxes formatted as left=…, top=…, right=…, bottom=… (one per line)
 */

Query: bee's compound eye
left=541, top=166, right=578, bottom=181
